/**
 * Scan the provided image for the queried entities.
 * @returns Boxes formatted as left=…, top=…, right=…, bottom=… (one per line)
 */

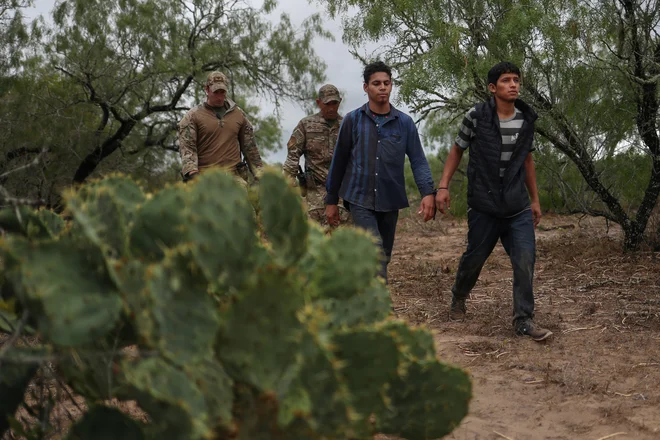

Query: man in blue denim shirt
left=325, top=61, right=436, bottom=283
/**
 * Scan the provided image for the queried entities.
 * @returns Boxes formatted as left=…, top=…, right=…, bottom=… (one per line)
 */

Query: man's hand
left=531, top=201, right=542, bottom=227
left=435, top=188, right=450, bottom=214
left=418, top=194, right=436, bottom=222
left=325, top=204, right=340, bottom=226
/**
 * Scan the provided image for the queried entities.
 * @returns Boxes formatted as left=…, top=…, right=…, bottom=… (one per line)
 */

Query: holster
left=235, top=161, right=250, bottom=182
left=296, top=165, right=308, bottom=197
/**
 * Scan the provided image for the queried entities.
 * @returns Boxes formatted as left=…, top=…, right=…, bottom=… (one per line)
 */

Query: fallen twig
left=493, top=431, right=514, bottom=440
left=595, top=433, right=627, bottom=440
left=632, top=362, right=659, bottom=368
left=562, top=325, right=602, bottom=334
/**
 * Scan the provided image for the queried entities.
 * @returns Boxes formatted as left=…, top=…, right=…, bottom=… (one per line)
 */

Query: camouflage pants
left=304, top=189, right=351, bottom=227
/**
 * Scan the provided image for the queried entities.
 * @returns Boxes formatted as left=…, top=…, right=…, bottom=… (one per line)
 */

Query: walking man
left=435, top=61, right=552, bottom=341
left=282, top=84, right=350, bottom=225
left=178, top=71, right=264, bottom=184
left=325, top=61, right=436, bottom=282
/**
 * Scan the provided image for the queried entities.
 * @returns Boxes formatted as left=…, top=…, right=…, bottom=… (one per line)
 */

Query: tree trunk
left=72, top=121, right=137, bottom=184
left=622, top=158, right=660, bottom=250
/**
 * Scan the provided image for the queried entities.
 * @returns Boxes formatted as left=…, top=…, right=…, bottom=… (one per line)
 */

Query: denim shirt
left=325, top=103, right=435, bottom=212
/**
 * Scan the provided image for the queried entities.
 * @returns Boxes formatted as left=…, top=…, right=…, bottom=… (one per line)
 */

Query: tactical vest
left=467, top=98, right=538, bottom=217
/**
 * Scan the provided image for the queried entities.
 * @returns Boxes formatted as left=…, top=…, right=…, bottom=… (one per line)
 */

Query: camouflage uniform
left=178, top=71, right=263, bottom=185
left=283, top=84, right=350, bottom=225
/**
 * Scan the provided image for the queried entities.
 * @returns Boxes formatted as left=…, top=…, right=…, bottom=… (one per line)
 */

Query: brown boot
left=515, top=319, right=553, bottom=342
left=449, top=297, right=467, bottom=321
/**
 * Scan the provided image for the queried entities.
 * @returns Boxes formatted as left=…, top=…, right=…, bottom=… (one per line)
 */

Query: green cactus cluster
left=0, top=169, right=471, bottom=439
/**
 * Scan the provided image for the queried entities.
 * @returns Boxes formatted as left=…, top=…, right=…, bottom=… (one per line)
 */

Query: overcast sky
left=26, top=0, right=412, bottom=164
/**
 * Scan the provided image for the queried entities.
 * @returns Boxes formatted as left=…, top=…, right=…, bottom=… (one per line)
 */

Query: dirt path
left=385, top=213, right=660, bottom=440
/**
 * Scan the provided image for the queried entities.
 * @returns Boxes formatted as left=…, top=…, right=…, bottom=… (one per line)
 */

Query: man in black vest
left=435, top=61, right=552, bottom=342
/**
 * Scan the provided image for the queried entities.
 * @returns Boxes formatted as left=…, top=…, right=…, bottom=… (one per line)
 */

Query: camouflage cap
left=206, top=71, right=229, bottom=93
left=318, top=84, right=341, bottom=103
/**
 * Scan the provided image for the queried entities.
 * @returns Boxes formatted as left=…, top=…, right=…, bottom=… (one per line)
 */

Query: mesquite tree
left=323, top=0, right=660, bottom=250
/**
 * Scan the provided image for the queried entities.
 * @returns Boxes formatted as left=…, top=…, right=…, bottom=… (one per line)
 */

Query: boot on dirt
left=449, top=297, right=467, bottom=321
left=515, top=319, right=553, bottom=342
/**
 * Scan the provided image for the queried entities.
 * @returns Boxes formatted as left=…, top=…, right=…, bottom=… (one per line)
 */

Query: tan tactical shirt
left=282, top=112, right=343, bottom=187
left=177, top=100, right=263, bottom=177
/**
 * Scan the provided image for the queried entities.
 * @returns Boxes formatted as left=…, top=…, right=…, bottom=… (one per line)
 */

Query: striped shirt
left=326, top=103, right=435, bottom=212
left=455, top=106, right=534, bottom=178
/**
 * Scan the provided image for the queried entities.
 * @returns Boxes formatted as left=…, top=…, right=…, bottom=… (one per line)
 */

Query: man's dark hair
left=363, top=61, right=392, bottom=84
left=487, top=62, right=521, bottom=87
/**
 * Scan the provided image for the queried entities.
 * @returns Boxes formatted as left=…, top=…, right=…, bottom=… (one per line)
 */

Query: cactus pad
left=311, top=228, right=381, bottom=300
left=66, top=187, right=129, bottom=257
left=123, top=357, right=209, bottom=439
left=129, top=184, right=190, bottom=260
left=140, top=248, right=220, bottom=365
left=185, top=170, right=259, bottom=289
left=258, top=169, right=309, bottom=266
left=376, top=360, right=472, bottom=439
left=216, top=267, right=305, bottom=394
left=2, top=237, right=122, bottom=346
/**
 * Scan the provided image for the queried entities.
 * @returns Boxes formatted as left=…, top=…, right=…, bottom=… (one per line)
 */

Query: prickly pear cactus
left=0, top=206, right=63, bottom=239
left=0, top=168, right=472, bottom=440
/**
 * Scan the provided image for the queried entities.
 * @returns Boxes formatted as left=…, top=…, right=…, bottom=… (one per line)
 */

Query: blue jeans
left=347, top=203, right=399, bottom=283
left=452, top=208, right=536, bottom=322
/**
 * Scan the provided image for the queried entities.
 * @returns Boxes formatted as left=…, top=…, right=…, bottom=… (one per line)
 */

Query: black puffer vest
left=466, top=98, right=538, bottom=217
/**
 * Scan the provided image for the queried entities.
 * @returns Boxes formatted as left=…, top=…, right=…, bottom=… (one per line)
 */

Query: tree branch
left=0, top=147, right=44, bottom=171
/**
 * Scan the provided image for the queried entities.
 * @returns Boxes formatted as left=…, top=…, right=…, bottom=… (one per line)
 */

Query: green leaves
left=1, top=0, right=331, bottom=219
left=321, top=0, right=660, bottom=249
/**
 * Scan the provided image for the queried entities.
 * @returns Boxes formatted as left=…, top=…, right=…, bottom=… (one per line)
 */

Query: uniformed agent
left=282, top=84, right=349, bottom=224
left=178, top=71, right=264, bottom=184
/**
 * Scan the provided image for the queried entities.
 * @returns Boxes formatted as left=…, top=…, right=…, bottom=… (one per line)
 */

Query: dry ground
left=380, top=213, right=660, bottom=440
